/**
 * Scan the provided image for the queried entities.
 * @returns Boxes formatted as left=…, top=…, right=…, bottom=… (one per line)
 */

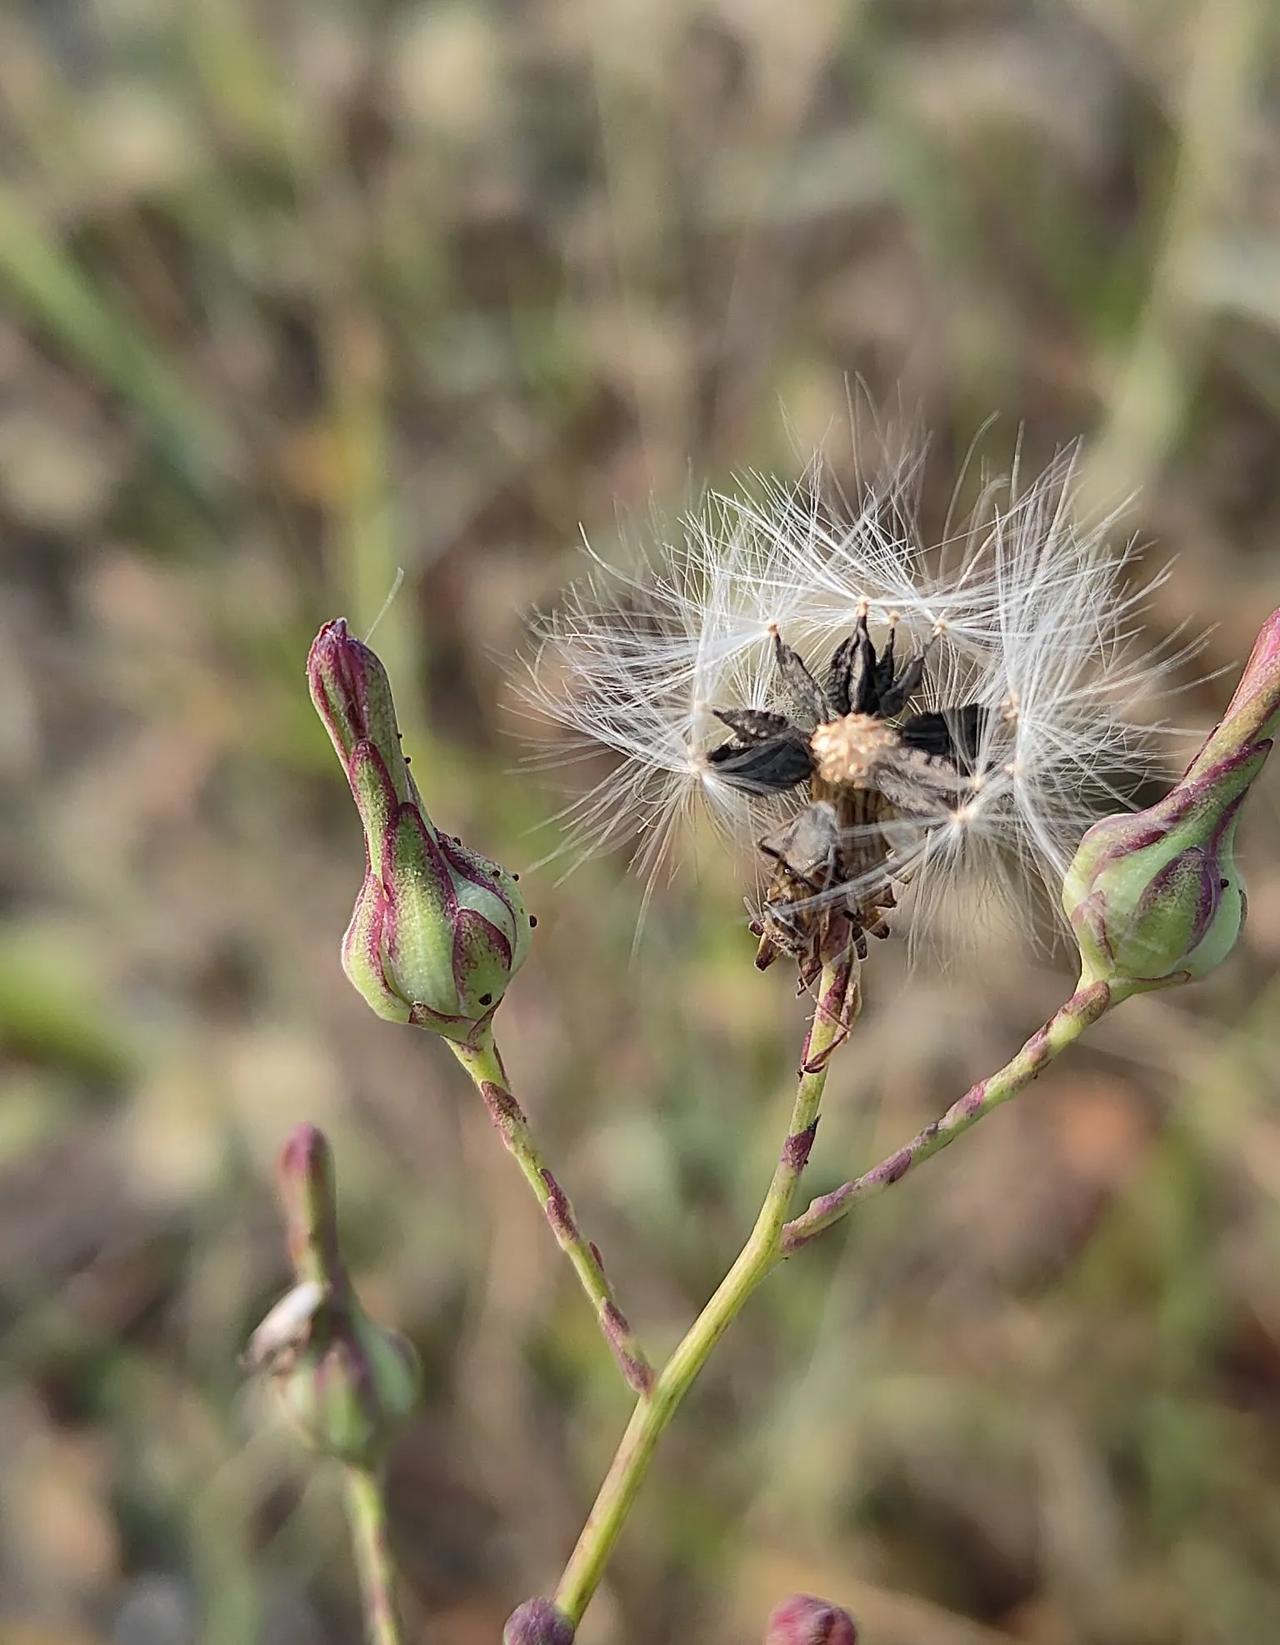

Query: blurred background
left=2, top=1, right=1279, bottom=1642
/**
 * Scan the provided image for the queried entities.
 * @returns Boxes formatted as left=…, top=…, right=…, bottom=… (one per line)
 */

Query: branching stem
left=781, top=978, right=1116, bottom=1251
left=554, top=954, right=857, bottom=1625
left=451, top=1030, right=654, bottom=1396
left=553, top=971, right=1119, bottom=1627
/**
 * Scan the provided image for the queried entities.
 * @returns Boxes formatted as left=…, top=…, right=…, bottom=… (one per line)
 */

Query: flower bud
left=764, top=1594, right=859, bottom=1645
left=503, top=1598, right=575, bottom=1645
left=1063, top=608, right=1279, bottom=995
left=245, top=1125, right=420, bottom=1467
left=308, top=620, right=532, bottom=1044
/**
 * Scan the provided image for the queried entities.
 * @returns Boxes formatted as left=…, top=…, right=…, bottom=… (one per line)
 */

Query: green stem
left=780, top=978, right=1117, bottom=1252
left=451, top=1031, right=654, bottom=1396
left=554, top=955, right=857, bottom=1624
left=343, top=1466, right=403, bottom=1645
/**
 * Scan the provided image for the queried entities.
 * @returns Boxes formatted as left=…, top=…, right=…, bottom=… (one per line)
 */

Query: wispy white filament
left=519, top=440, right=1193, bottom=951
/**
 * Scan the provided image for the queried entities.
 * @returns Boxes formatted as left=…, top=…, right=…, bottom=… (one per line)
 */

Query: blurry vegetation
left=1, top=1, right=1279, bottom=1642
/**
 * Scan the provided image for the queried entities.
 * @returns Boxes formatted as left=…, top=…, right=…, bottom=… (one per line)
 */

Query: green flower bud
left=308, top=620, right=533, bottom=1045
left=764, top=1595, right=859, bottom=1645
left=1063, top=608, right=1279, bottom=995
left=245, top=1125, right=420, bottom=1467
left=260, top=1301, right=418, bottom=1468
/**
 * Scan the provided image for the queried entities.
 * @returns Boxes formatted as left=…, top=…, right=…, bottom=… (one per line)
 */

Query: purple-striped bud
left=308, top=620, right=532, bottom=1045
left=245, top=1125, right=420, bottom=1467
left=1063, top=608, right=1279, bottom=995
left=502, top=1598, right=575, bottom=1645
left=764, top=1594, right=859, bottom=1645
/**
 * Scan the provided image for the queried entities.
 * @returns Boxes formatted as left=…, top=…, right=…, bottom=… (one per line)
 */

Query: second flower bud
left=308, top=619, right=533, bottom=1044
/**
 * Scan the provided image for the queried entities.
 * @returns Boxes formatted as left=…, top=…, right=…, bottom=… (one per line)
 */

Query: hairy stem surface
left=343, top=1466, right=403, bottom=1645
left=781, top=979, right=1116, bottom=1251
left=451, top=1031, right=653, bottom=1395
left=554, top=956, right=857, bottom=1624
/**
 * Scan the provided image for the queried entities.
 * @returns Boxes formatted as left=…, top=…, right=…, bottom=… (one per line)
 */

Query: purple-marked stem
left=553, top=954, right=857, bottom=1625
left=780, top=979, right=1115, bottom=1253
left=450, top=1028, right=653, bottom=1396
left=343, top=1466, right=403, bottom=1645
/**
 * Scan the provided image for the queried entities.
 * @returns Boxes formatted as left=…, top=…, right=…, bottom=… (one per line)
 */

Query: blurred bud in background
left=764, top=1593, right=859, bottom=1644
left=245, top=1124, right=419, bottom=1467
left=308, top=619, right=532, bottom=1044
left=503, top=1597, right=576, bottom=1645
left=1063, top=608, right=1280, bottom=994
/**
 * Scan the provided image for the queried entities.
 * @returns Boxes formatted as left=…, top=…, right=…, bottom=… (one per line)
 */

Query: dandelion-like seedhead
left=521, top=440, right=1190, bottom=969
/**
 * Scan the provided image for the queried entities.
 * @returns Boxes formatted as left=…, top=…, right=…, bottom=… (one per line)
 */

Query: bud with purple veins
left=308, top=619, right=532, bottom=1045
left=764, top=1594, right=859, bottom=1645
left=245, top=1124, right=419, bottom=1468
left=1063, top=608, right=1280, bottom=995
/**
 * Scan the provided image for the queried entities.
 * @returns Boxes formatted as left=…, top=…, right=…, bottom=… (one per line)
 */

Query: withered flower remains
left=706, top=612, right=981, bottom=976
left=525, top=444, right=1188, bottom=981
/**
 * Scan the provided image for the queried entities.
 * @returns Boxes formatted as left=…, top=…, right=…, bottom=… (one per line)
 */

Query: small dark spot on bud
left=512, top=872, right=520, bottom=880
left=529, top=914, right=538, bottom=927
left=479, top=992, right=493, bottom=1006
left=404, top=755, right=411, bottom=765
left=1220, top=878, right=1230, bottom=889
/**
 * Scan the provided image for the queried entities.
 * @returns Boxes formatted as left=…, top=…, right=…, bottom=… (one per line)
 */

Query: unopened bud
left=503, top=1598, right=575, bottom=1645
left=764, top=1594, right=859, bottom=1645
left=1063, top=608, right=1279, bottom=995
left=308, top=620, right=532, bottom=1044
left=245, top=1125, right=419, bottom=1467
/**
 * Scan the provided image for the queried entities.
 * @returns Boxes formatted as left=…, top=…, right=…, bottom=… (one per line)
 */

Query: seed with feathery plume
left=521, top=444, right=1196, bottom=976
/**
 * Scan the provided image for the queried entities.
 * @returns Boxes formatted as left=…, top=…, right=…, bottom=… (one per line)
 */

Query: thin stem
left=451, top=1030, right=654, bottom=1396
left=781, top=978, right=1117, bottom=1252
left=554, top=955, right=857, bottom=1625
left=343, top=1465, right=403, bottom=1645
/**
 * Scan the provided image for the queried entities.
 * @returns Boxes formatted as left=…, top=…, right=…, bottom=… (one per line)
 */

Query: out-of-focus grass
left=1, top=2, right=1278, bottom=1642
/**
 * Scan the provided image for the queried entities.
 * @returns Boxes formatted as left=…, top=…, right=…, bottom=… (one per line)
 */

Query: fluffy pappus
left=520, top=441, right=1193, bottom=965
left=517, top=495, right=821, bottom=889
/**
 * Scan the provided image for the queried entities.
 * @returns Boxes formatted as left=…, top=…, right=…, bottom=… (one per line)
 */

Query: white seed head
left=519, top=439, right=1196, bottom=956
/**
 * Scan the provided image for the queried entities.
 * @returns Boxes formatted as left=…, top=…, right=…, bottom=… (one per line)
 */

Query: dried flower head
left=522, top=441, right=1188, bottom=973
